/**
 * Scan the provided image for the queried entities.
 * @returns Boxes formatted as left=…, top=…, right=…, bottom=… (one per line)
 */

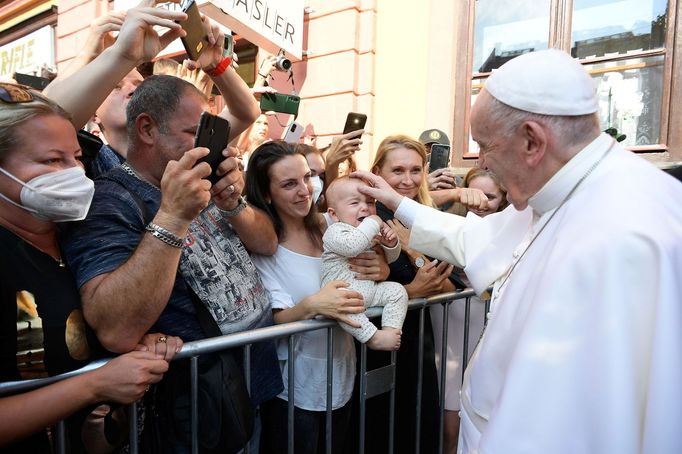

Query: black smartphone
left=77, top=129, right=104, bottom=180
left=194, top=112, right=230, bottom=185
left=429, top=144, right=451, bottom=172
left=343, top=112, right=367, bottom=134
left=179, top=0, right=209, bottom=61
left=259, top=93, right=300, bottom=116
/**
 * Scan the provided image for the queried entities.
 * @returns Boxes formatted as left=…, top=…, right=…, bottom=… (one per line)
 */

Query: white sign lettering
left=0, top=26, right=54, bottom=78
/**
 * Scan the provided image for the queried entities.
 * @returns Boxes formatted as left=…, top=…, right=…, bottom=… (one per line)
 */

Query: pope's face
left=470, top=90, right=527, bottom=209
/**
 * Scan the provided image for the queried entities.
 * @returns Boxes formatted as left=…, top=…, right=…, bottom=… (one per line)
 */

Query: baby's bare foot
left=367, top=328, right=402, bottom=351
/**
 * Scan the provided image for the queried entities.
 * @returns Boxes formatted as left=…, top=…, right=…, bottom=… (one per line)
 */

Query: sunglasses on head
left=0, top=83, right=35, bottom=104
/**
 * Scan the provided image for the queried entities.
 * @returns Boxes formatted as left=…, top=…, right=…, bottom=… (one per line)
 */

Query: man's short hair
left=126, top=75, right=206, bottom=139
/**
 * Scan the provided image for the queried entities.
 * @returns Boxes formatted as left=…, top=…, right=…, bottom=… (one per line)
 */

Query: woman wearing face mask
left=0, top=83, right=178, bottom=451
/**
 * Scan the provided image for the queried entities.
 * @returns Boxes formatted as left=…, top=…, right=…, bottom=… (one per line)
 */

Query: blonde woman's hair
left=0, top=85, right=71, bottom=161
left=371, top=134, right=435, bottom=207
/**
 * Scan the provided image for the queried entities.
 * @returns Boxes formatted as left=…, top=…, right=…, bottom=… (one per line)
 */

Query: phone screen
left=194, top=112, right=230, bottom=185
left=428, top=144, right=451, bottom=172
left=180, top=0, right=208, bottom=61
left=343, top=113, right=367, bottom=134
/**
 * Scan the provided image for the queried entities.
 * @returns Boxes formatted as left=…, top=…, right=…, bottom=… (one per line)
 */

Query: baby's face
left=328, top=182, right=376, bottom=227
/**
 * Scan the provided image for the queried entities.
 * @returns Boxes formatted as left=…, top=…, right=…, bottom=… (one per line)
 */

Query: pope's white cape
left=405, top=140, right=682, bottom=453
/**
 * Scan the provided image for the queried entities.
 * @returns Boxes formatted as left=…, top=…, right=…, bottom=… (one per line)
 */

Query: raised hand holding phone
left=194, top=112, right=230, bottom=185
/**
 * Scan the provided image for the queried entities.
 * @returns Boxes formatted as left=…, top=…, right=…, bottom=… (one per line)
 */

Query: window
left=462, top=0, right=677, bottom=158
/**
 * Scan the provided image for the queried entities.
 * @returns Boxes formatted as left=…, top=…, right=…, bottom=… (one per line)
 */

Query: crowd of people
left=1, top=2, right=681, bottom=454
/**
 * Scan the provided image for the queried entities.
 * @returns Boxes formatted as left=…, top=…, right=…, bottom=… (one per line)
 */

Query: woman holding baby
left=246, top=141, right=392, bottom=454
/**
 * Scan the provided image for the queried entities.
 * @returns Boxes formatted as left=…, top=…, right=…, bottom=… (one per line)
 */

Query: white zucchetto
left=484, top=49, right=599, bottom=116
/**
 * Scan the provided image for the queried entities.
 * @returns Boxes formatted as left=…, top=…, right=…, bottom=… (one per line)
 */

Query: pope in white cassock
left=355, top=49, right=682, bottom=453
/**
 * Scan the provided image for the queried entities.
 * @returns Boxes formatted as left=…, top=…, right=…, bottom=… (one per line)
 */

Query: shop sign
left=202, top=0, right=303, bottom=59
left=0, top=26, right=54, bottom=79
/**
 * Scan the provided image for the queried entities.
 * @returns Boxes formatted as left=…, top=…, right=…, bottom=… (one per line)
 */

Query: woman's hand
left=136, top=333, right=183, bottom=361
left=89, top=351, right=169, bottom=404
left=349, top=250, right=390, bottom=281
left=427, top=167, right=457, bottom=190
left=386, top=219, right=411, bottom=250
left=81, top=10, right=126, bottom=60
left=404, top=259, right=455, bottom=298
left=110, top=3, right=186, bottom=66
left=305, top=280, right=365, bottom=327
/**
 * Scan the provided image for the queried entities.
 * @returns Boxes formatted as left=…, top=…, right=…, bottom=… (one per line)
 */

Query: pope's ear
left=520, top=120, right=547, bottom=167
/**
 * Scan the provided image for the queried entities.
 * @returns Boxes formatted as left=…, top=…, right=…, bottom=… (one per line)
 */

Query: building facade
left=1, top=0, right=680, bottom=171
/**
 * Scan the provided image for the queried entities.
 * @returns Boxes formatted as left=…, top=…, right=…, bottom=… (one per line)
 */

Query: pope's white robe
left=395, top=133, right=682, bottom=453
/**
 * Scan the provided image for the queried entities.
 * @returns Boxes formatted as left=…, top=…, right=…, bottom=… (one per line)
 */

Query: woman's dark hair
left=245, top=140, right=322, bottom=247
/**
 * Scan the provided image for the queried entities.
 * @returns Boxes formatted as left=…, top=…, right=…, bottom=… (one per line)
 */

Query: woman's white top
left=251, top=245, right=356, bottom=411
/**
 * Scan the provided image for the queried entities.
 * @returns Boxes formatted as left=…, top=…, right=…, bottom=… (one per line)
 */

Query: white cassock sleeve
left=476, top=230, right=682, bottom=454
left=396, top=198, right=533, bottom=294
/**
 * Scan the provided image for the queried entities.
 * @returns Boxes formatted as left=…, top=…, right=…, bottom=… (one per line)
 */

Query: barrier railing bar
left=55, top=420, right=66, bottom=454
left=358, top=342, right=367, bottom=454
left=191, top=356, right=199, bottom=454
left=462, top=297, right=471, bottom=380
left=243, top=344, right=252, bottom=454
left=325, top=326, right=333, bottom=454
left=438, top=300, right=451, bottom=454
left=0, top=291, right=481, bottom=397
left=415, top=306, right=425, bottom=454
left=388, top=350, right=396, bottom=454
left=1, top=289, right=489, bottom=454
left=129, top=401, right=138, bottom=454
left=287, top=335, right=295, bottom=454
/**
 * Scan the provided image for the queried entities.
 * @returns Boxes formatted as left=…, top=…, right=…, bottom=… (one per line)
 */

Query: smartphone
left=179, top=0, right=209, bottom=61
left=77, top=129, right=104, bottom=180
left=343, top=112, right=367, bottom=134
left=224, top=34, right=234, bottom=59
left=259, top=93, right=300, bottom=116
left=194, top=112, right=230, bottom=185
left=429, top=144, right=451, bottom=172
left=282, top=122, right=303, bottom=144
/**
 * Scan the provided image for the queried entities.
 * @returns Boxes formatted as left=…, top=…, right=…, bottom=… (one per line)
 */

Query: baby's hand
left=380, top=223, right=398, bottom=248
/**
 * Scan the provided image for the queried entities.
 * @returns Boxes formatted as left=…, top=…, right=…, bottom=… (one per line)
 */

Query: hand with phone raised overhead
left=110, top=1, right=187, bottom=66
left=325, top=129, right=364, bottom=183
left=181, top=13, right=225, bottom=73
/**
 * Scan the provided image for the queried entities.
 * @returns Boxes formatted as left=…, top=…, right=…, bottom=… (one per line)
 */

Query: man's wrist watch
left=220, top=196, right=247, bottom=217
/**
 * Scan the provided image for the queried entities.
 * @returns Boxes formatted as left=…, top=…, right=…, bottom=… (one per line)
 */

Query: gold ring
left=156, top=336, right=167, bottom=344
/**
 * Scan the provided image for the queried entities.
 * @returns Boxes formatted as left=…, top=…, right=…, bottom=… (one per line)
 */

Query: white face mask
left=310, top=175, right=323, bottom=204
left=0, top=166, right=94, bottom=222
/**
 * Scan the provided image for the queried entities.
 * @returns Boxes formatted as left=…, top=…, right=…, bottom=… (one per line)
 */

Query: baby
left=321, top=176, right=408, bottom=351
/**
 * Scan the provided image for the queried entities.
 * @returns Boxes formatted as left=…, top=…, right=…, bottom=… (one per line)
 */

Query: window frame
left=454, top=0, right=681, bottom=164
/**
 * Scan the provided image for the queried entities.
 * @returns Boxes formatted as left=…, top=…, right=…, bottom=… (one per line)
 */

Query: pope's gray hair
left=486, top=95, right=600, bottom=147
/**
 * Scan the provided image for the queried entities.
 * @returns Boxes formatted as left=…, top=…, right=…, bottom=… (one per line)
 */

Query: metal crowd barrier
left=0, top=289, right=490, bottom=454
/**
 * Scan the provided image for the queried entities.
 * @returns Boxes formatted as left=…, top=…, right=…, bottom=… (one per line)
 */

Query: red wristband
left=208, top=56, right=232, bottom=77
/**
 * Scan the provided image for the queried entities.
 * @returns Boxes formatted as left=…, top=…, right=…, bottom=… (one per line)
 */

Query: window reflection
left=589, top=55, right=663, bottom=146
left=472, top=0, right=551, bottom=73
left=572, top=0, right=667, bottom=59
